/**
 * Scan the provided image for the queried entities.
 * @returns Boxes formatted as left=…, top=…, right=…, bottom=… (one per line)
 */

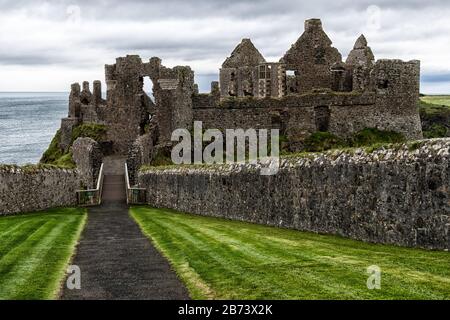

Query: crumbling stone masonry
left=72, top=137, right=103, bottom=189
left=57, top=55, right=194, bottom=158
left=139, top=139, right=450, bottom=251
left=0, top=167, right=80, bottom=215
left=51, top=18, right=422, bottom=178
left=200, top=19, right=422, bottom=146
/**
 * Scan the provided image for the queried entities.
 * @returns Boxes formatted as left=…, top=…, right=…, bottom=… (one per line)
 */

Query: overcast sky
left=0, top=0, right=449, bottom=93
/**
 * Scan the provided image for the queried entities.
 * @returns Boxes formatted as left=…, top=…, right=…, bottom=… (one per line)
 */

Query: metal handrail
left=97, top=163, right=104, bottom=205
left=125, top=163, right=146, bottom=205
left=76, top=163, right=104, bottom=206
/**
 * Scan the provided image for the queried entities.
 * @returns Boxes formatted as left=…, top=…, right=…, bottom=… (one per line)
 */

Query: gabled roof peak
left=354, top=35, right=368, bottom=49
left=222, top=38, right=266, bottom=68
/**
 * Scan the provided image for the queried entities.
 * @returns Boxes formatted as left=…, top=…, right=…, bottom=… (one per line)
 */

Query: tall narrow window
left=259, top=65, right=266, bottom=79
left=314, top=106, right=331, bottom=132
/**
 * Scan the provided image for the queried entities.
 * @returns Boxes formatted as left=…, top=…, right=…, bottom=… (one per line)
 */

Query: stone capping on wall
left=140, top=139, right=449, bottom=175
left=0, top=165, right=77, bottom=174
left=139, top=138, right=450, bottom=251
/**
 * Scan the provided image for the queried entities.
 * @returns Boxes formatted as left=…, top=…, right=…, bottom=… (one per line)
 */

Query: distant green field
left=131, top=206, right=450, bottom=300
left=419, top=96, right=450, bottom=138
left=0, top=208, right=86, bottom=299
left=421, top=95, right=450, bottom=107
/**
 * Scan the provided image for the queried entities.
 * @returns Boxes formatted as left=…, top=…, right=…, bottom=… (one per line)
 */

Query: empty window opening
left=378, top=80, right=389, bottom=90
left=228, top=72, right=237, bottom=97
left=242, top=79, right=253, bottom=96
left=142, top=76, right=155, bottom=103
left=271, top=114, right=282, bottom=129
left=259, top=65, right=266, bottom=79
left=266, top=65, right=272, bottom=79
left=314, top=106, right=331, bottom=132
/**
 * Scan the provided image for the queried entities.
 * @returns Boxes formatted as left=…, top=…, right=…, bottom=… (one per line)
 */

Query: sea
left=0, top=92, right=68, bottom=165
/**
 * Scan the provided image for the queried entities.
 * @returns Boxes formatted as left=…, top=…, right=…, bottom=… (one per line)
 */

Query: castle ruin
left=55, top=18, right=423, bottom=180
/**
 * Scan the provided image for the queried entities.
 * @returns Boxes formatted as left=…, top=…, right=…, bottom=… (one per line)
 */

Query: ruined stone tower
left=50, top=18, right=422, bottom=175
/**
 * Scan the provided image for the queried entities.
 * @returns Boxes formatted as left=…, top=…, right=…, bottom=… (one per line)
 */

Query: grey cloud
left=422, top=74, right=450, bottom=83
left=1, top=0, right=450, bottom=93
left=0, top=52, right=66, bottom=66
left=1, top=0, right=449, bottom=20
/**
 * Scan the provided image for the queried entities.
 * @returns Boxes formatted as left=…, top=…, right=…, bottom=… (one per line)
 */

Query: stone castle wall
left=72, top=137, right=103, bottom=189
left=193, top=89, right=423, bottom=146
left=139, top=139, right=450, bottom=251
left=0, top=167, right=80, bottom=215
left=51, top=18, right=422, bottom=172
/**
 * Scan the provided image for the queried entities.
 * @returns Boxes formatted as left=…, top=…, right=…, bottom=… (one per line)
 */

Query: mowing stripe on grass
left=0, top=208, right=86, bottom=300
left=131, top=206, right=450, bottom=300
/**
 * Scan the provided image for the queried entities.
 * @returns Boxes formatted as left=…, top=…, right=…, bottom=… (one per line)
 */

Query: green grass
left=131, top=206, right=450, bottom=300
left=40, top=129, right=73, bottom=168
left=301, top=132, right=347, bottom=152
left=40, top=123, right=107, bottom=168
left=144, top=128, right=407, bottom=169
left=300, top=129, right=405, bottom=153
left=349, top=128, right=405, bottom=147
left=419, top=97, right=450, bottom=138
left=419, top=99, right=450, bottom=117
left=0, top=208, right=86, bottom=300
left=420, top=95, right=450, bottom=108
left=70, top=123, right=107, bottom=143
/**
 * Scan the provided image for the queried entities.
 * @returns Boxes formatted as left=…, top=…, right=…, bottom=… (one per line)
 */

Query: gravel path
left=60, top=158, right=189, bottom=300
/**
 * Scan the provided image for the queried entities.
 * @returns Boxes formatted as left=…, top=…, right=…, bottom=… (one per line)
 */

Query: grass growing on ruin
left=70, top=123, right=107, bottom=143
left=40, top=130, right=75, bottom=168
left=300, top=128, right=405, bottom=153
left=143, top=128, right=408, bottom=169
left=0, top=208, right=86, bottom=300
left=40, top=123, right=107, bottom=168
left=131, top=206, right=450, bottom=300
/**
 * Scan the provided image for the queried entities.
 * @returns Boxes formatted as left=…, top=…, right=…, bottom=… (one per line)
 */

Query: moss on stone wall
left=301, top=128, right=405, bottom=153
left=302, top=132, right=347, bottom=152
left=349, top=128, right=405, bottom=147
left=150, top=150, right=173, bottom=167
left=71, top=123, right=107, bottom=144
left=40, top=130, right=75, bottom=168
left=40, top=123, right=107, bottom=168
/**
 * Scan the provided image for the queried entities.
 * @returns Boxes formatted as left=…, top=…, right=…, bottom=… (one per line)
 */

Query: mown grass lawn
left=131, top=206, right=450, bottom=300
left=0, top=208, right=86, bottom=300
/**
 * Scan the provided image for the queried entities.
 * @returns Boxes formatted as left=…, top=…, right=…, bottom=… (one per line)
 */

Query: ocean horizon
left=1, top=91, right=449, bottom=166
left=0, top=92, right=69, bottom=165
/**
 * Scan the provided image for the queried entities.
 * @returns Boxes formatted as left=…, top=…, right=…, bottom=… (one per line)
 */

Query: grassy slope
left=131, top=207, right=450, bottom=300
left=0, top=208, right=86, bottom=300
left=421, top=95, right=450, bottom=107
left=419, top=96, right=450, bottom=139
left=40, top=123, right=107, bottom=168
